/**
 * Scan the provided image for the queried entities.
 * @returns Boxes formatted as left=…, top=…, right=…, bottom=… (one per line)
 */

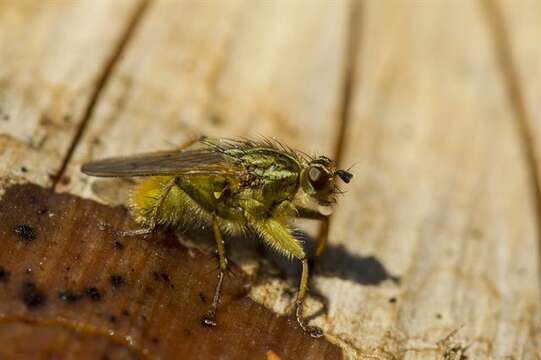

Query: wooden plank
left=0, top=0, right=144, bottom=188
left=54, top=0, right=352, bottom=356
left=62, top=0, right=348, bottom=197
left=327, top=0, right=541, bottom=358
left=490, top=0, right=541, bottom=189
left=489, top=7, right=541, bottom=343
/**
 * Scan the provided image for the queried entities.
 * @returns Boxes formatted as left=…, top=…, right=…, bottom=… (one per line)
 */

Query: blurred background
left=0, top=0, right=540, bottom=359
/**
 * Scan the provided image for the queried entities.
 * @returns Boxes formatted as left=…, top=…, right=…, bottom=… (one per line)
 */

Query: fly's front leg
left=296, top=207, right=329, bottom=258
left=201, top=216, right=228, bottom=327
left=258, top=217, right=323, bottom=338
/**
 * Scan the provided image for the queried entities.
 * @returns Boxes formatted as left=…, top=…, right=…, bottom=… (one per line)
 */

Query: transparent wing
left=81, top=148, right=242, bottom=178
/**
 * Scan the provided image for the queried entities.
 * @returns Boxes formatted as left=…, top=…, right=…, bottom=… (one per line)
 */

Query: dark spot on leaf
left=153, top=271, right=170, bottom=283
left=198, top=292, right=207, bottom=303
left=58, top=290, right=82, bottom=303
left=388, top=297, right=397, bottom=304
left=110, top=274, right=125, bottom=288
left=84, top=287, right=102, bottom=301
left=20, top=166, right=28, bottom=173
left=0, top=267, right=11, bottom=283
left=21, top=281, right=46, bottom=308
left=14, top=224, right=37, bottom=241
left=113, top=241, right=124, bottom=250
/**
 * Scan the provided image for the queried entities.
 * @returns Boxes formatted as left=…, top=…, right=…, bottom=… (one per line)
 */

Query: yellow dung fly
left=81, top=136, right=353, bottom=337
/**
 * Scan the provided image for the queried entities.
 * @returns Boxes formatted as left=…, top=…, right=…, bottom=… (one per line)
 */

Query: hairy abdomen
left=129, top=176, right=246, bottom=235
left=129, top=176, right=207, bottom=228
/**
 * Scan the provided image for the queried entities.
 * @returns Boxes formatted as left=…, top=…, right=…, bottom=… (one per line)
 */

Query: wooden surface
left=0, top=0, right=144, bottom=187
left=0, top=1, right=540, bottom=359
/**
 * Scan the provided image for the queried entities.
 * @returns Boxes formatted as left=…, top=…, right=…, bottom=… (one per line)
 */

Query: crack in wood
left=480, top=0, right=541, bottom=292
left=52, top=0, right=151, bottom=190
left=334, top=0, right=362, bottom=168
left=319, top=0, right=365, bottom=356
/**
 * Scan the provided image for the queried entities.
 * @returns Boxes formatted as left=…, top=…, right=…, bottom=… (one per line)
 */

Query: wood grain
left=490, top=0, right=541, bottom=186
left=0, top=0, right=144, bottom=187
left=488, top=5, right=541, bottom=333
left=327, top=0, right=541, bottom=358
left=1, top=0, right=541, bottom=358
left=60, top=0, right=349, bottom=197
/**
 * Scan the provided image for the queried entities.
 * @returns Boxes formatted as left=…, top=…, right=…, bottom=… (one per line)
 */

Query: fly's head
left=300, top=156, right=353, bottom=207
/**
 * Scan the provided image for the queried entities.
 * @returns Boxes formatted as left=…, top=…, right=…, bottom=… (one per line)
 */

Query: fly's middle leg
left=295, top=257, right=323, bottom=338
left=201, top=216, right=228, bottom=327
left=314, top=217, right=329, bottom=258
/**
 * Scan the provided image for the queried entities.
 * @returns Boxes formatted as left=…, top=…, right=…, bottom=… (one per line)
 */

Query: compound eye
left=308, top=166, right=328, bottom=190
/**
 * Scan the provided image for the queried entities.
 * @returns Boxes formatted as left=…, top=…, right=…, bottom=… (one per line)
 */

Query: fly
left=81, top=136, right=353, bottom=337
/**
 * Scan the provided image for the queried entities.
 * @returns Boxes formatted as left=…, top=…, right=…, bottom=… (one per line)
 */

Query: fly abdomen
left=129, top=176, right=209, bottom=229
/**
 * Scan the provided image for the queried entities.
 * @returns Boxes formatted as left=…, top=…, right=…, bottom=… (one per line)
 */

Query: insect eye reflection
left=308, top=166, right=329, bottom=190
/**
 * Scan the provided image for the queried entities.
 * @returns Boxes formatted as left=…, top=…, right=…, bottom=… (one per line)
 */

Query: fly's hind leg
left=97, top=221, right=155, bottom=237
left=201, top=215, right=228, bottom=327
left=120, top=176, right=178, bottom=238
left=119, top=228, right=155, bottom=237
